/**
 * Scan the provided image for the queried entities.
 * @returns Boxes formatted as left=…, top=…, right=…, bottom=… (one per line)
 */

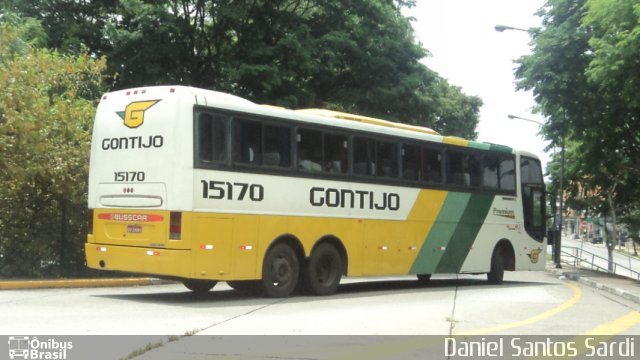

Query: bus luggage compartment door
left=192, top=216, right=233, bottom=280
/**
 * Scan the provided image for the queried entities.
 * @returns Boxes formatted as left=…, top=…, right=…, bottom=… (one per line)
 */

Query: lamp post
left=494, top=24, right=529, bottom=33
left=508, top=114, right=564, bottom=269
left=507, top=114, right=542, bottom=125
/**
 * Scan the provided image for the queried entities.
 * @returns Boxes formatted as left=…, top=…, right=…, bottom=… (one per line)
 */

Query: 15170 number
left=201, top=180, right=264, bottom=201
left=114, top=171, right=145, bottom=182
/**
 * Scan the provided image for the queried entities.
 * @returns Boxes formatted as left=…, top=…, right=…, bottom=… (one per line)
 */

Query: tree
left=0, top=17, right=106, bottom=277
left=516, top=0, right=640, bottom=271
left=5, top=0, right=481, bottom=138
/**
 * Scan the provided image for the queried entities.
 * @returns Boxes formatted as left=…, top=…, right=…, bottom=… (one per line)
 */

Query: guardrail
left=561, top=246, right=640, bottom=281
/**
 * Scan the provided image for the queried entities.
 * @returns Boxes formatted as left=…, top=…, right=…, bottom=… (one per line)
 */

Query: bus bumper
left=85, top=242, right=192, bottom=279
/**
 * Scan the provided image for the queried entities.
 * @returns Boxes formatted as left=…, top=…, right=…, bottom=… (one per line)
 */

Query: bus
left=85, top=85, right=547, bottom=297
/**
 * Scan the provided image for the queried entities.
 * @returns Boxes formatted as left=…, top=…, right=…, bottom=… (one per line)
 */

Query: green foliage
left=0, top=19, right=106, bottom=277
left=516, top=0, right=640, bottom=243
left=6, top=0, right=481, bottom=138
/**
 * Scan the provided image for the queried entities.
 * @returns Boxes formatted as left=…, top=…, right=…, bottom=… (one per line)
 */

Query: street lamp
left=494, top=24, right=529, bottom=33
left=508, top=114, right=564, bottom=269
left=507, top=114, right=543, bottom=125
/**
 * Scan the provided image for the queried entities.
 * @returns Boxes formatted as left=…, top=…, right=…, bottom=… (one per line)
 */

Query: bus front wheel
left=487, top=247, right=505, bottom=285
left=262, top=243, right=299, bottom=298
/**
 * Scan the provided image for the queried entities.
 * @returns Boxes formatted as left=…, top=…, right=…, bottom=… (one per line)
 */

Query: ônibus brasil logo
left=116, top=100, right=161, bottom=128
left=8, top=336, right=73, bottom=360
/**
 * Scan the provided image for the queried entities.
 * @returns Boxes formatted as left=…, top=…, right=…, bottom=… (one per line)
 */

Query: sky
left=405, top=0, right=549, bottom=167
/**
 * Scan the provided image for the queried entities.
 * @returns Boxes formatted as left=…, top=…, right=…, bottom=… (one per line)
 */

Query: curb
left=548, top=267, right=640, bottom=305
left=0, top=278, right=168, bottom=290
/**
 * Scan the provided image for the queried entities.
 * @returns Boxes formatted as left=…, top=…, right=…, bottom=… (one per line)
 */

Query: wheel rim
left=315, top=255, right=337, bottom=285
left=270, top=254, right=293, bottom=286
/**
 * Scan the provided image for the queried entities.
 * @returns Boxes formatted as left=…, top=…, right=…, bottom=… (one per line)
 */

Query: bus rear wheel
left=306, top=243, right=342, bottom=296
left=261, top=243, right=299, bottom=298
left=183, top=279, right=217, bottom=293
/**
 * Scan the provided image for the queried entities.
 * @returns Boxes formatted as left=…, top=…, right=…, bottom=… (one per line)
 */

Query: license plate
left=127, top=225, right=143, bottom=234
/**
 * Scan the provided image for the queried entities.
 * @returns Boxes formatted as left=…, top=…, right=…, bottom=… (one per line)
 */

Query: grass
left=120, top=329, right=202, bottom=360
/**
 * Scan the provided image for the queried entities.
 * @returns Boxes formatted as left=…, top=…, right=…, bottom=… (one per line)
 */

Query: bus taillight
left=88, top=209, right=94, bottom=235
left=170, top=212, right=182, bottom=240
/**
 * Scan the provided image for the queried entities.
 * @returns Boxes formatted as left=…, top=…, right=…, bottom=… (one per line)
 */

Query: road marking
left=461, top=282, right=582, bottom=335
left=583, top=311, right=640, bottom=335
left=530, top=312, right=640, bottom=360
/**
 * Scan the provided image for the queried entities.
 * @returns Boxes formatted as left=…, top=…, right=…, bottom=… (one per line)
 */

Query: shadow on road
left=93, top=275, right=557, bottom=307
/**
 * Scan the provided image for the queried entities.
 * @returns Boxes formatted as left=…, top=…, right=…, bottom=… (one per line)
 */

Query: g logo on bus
left=116, top=100, right=161, bottom=128
left=528, top=248, right=542, bottom=264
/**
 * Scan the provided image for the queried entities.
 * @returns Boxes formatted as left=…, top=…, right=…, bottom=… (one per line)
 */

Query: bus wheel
left=307, top=243, right=342, bottom=296
left=487, top=247, right=505, bottom=285
left=262, top=243, right=299, bottom=298
left=417, top=274, right=431, bottom=284
left=183, top=280, right=217, bottom=293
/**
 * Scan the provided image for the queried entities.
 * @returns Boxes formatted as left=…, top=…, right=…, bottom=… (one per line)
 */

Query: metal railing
left=561, top=246, right=640, bottom=281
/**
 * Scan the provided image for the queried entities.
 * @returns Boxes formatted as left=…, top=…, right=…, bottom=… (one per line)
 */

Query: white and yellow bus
left=85, top=85, right=547, bottom=297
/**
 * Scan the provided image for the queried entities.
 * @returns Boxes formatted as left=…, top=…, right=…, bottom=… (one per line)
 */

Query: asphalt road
left=2, top=270, right=639, bottom=359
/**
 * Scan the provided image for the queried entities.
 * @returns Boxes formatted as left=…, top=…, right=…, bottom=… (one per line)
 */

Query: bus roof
left=100, top=85, right=517, bottom=156
left=294, top=108, right=440, bottom=136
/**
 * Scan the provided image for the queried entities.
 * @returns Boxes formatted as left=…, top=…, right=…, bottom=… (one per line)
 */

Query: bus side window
left=264, top=124, right=291, bottom=168
left=422, top=147, right=442, bottom=183
left=499, top=157, right=516, bottom=191
left=197, top=112, right=227, bottom=165
left=376, top=141, right=398, bottom=178
left=466, top=153, right=482, bottom=187
left=402, top=144, right=420, bottom=181
left=323, top=133, right=348, bottom=174
left=233, top=118, right=262, bottom=165
left=446, top=150, right=467, bottom=186
left=483, top=154, right=500, bottom=189
left=297, top=128, right=322, bottom=172
left=353, top=137, right=376, bottom=176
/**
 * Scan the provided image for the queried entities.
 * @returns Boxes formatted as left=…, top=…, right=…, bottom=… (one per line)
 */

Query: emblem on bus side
left=527, top=248, right=542, bottom=264
left=116, top=100, right=161, bottom=128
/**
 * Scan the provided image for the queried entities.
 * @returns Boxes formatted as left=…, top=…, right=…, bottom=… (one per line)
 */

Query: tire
left=183, top=279, right=217, bottom=293
left=417, top=274, right=432, bottom=284
left=487, top=247, right=505, bottom=285
left=261, top=243, right=299, bottom=298
left=306, top=243, right=343, bottom=296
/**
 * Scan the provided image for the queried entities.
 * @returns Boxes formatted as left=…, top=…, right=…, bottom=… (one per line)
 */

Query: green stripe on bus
left=434, top=193, right=495, bottom=273
left=409, top=192, right=470, bottom=275
left=468, top=141, right=491, bottom=151
left=488, top=143, right=513, bottom=153
left=410, top=192, right=495, bottom=275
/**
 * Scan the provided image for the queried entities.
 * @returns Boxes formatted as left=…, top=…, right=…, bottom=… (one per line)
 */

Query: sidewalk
left=548, top=262, right=640, bottom=304
left=0, top=277, right=165, bottom=290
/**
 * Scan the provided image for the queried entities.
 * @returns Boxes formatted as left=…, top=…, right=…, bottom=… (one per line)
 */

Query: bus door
left=520, top=156, right=546, bottom=269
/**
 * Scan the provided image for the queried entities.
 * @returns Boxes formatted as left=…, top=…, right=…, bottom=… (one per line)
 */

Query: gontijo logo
left=116, top=100, right=161, bottom=128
